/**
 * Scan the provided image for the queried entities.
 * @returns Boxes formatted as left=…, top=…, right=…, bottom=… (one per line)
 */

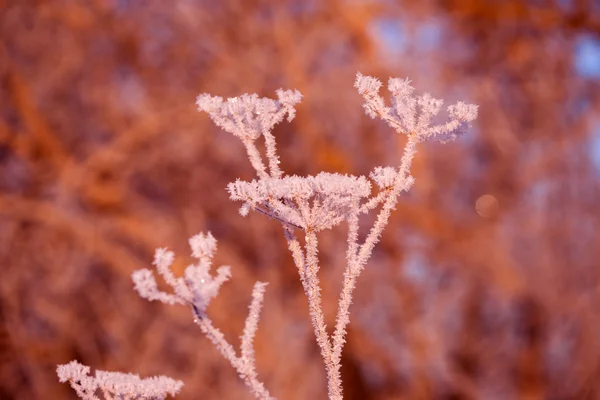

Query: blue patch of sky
left=369, top=17, right=444, bottom=60
left=402, top=252, right=428, bottom=284
left=415, top=20, right=443, bottom=51
left=574, top=35, right=600, bottom=78
left=369, top=18, right=406, bottom=58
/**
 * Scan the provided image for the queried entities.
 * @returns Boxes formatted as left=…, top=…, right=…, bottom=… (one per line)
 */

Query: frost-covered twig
left=354, top=72, right=478, bottom=142
left=196, top=90, right=302, bottom=178
left=131, top=232, right=273, bottom=400
left=191, top=284, right=272, bottom=400
left=56, top=360, right=183, bottom=400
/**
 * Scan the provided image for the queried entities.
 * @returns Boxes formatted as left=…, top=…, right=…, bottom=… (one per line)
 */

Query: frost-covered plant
left=56, top=360, right=183, bottom=400
left=132, top=233, right=273, bottom=399
left=58, top=73, right=477, bottom=400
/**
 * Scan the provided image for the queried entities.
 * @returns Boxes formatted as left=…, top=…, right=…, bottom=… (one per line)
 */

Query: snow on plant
left=58, top=73, right=477, bottom=400
left=56, top=360, right=184, bottom=400
left=132, top=233, right=273, bottom=399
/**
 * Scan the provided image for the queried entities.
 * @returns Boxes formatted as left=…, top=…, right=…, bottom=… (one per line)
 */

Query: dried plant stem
left=242, top=137, right=269, bottom=178
left=284, top=226, right=308, bottom=287
left=358, top=190, right=388, bottom=214
left=262, top=130, right=283, bottom=178
left=305, top=230, right=343, bottom=399
left=192, top=305, right=273, bottom=400
left=278, top=138, right=420, bottom=400
left=284, top=226, right=343, bottom=399
left=330, top=135, right=419, bottom=387
left=255, top=204, right=305, bottom=230
left=356, top=135, right=418, bottom=269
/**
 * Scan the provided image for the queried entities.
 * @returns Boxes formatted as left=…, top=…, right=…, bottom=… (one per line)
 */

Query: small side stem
left=330, top=135, right=419, bottom=381
left=262, top=130, right=283, bottom=178
left=242, top=138, right=269, bottom=178
left=192, top=307, right=274, bottom=400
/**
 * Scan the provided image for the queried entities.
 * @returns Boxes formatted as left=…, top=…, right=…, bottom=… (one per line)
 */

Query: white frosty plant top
left=132, top=232, right=231, bottom=313
left=195, top=72, right=478, bottom=236
left=56, top=360, right=183, bottom=400
left=196, top=89, right=302, bottom=141
left=228, top=172, right=372, bottom=231
left=129, top=231, right=273, bottom=400
left=354, top=72, right=478, bottom=143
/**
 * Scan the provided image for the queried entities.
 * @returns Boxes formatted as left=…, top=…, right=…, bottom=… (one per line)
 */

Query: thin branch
left=192, top=305, right=274, bottom=400
left=304, top=230, right=342, bottom=400
left=254, top=204, right=305, bottom=230
left=330, top=135, right=419, bottom=380
left=241, top=282, right=269, bottom=374
left=262, top=130, right=284, bottom=178
left=242, top=137, right=269, bottom=178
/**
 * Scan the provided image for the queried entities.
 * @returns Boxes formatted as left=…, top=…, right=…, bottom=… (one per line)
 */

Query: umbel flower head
left=132, top=232, right=231, bottom=313
left=355, top=72, right=478, bottom=143
left=57, top=360, right=183, bottom=400
left=196, top=89, right=302, bottom=141
left=228, top=172, right=371, bottom=232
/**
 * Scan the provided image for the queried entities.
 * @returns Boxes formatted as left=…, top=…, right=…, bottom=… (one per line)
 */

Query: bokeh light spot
left=476, top=194, right=499, bottom=218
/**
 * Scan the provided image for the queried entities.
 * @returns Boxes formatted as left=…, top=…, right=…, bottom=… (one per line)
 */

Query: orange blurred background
left=1, top=1, right=600, bottom=399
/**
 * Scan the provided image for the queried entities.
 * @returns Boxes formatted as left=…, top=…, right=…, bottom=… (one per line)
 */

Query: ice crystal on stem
left=132, top=232, right=230, bottom=313
left=196, top=89, right=302, bottom=179
left=195, top=90, right=302, bottom=141
left=131, top=233, right=273, bottom=399
left=369, top=166, right=399, bottom=189
left=56, top=360, right=183, bottom=400
left=355, top=72, right=478, bottom=143
left=227, top=172, right=371, bottom=231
